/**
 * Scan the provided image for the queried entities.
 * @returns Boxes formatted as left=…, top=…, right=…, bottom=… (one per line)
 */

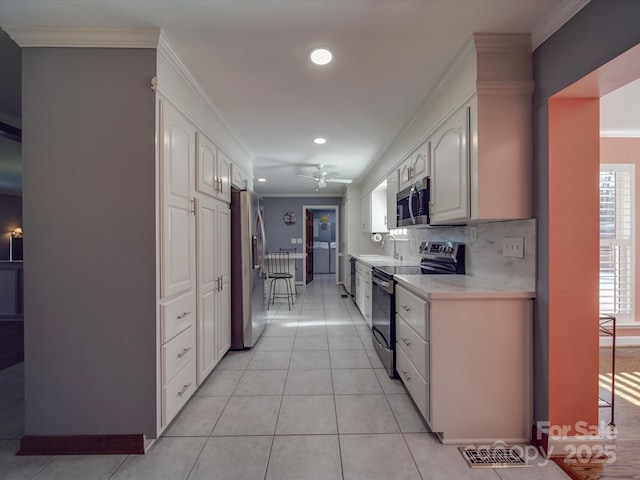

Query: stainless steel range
left=371, top=241, right=465, bottom=377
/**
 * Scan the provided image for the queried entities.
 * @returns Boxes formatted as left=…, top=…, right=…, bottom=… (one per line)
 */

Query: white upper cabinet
left=361, top=183, right=389, bottom=234
left=391, top=34, right=533, bottom=226
left=231, top=162, right=250, bottom=189
left=386, top=172, right=398, bottom=230
left=429, top=105, right=470, bottom=224
left=196, top=132, right=231, bottom=203
left=398, top=140, right=430, bottom=191
left=361, top=194, right=372, bottom=233
left=161, top=102, right=196, bottom=299
left=216, top=149, right=231, bottom=203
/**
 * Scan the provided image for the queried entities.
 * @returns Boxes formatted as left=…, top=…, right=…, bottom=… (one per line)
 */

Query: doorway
left=546, top=42, right=640, bottom=450
left=302, top=205, right=339, bottom=285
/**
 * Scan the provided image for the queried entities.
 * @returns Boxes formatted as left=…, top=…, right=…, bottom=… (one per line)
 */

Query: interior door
left=306, top=209, right=314, bottom=284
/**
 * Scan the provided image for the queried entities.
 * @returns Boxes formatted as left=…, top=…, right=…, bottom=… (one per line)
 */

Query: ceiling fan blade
left=317, top=178, right=327, bottom=188
left=325, top=178, right=353, bottom=184
left=297, top=174, right=316, bottom=179
left=323, top=171, right=340, bottom=179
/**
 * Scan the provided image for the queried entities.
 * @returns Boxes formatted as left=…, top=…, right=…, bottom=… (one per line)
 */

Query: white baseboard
left=600, top=336, right=640, bottom=347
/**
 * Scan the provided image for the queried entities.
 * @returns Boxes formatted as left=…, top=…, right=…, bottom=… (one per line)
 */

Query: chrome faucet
left=382, top=234, right=399, bottom=259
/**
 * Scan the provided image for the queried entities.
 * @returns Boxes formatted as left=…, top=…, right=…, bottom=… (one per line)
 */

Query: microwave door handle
left=408, top=185, right=416, bottom=224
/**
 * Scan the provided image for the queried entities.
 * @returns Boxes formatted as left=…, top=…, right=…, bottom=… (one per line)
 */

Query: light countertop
left=394, top=274, right=535, bottom=300
left=349, top=254, right=419, bottom=268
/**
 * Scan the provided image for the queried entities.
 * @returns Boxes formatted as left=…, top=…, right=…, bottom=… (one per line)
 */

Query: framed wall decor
left=283, top=212, right=297, bottom=225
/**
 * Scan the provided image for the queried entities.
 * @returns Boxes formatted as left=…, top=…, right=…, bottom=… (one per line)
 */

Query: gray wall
left=0, top=193, right=22, bottom=260
left=532, top=0, right=640, bottom=422
left=22, top=48, right=157, bottom=436
left=262, top=197, right=341, bottom=281
left=0, top=28, right=20, bottom=120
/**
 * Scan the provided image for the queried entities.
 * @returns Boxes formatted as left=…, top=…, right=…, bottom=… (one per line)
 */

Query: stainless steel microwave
left=396, top=177, right=430, bottom=227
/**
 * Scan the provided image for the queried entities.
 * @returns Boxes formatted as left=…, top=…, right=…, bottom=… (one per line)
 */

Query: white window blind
left=599, top=164, right=635, bottom=323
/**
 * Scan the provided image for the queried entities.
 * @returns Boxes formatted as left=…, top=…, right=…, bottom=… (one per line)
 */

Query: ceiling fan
left=298, top=164, right=353, bottom=189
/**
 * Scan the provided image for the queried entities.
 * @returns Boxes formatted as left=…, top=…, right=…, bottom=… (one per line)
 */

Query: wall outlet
left=291, top=238, right=297, bottom=244
left=296, top=238, right=303, bottom=244
left=503, top=237, right=524, bottom=258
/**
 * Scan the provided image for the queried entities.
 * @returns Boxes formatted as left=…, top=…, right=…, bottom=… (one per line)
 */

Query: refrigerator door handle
left=257, top=208, right=267, bottom=271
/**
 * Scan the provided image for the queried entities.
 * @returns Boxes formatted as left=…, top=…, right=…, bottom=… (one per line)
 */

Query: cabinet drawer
left=162, top=325, right=196, bottom=385
left=162, top=359, right=196, bottom=427
left=396, top=316, right=428, bottom=380
left=396, top=345, right=429, bottom=423
left=396, top=286, right=429, bottom=339
left=161, top=291, right=196, bottom=343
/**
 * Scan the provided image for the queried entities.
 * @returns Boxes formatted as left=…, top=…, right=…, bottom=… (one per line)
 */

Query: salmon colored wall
left=548, top=97, right=600, bottom=435
left=600, top=137, right=640, bottom=330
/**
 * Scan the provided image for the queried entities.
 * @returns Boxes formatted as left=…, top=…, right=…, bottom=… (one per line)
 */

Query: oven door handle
left=372, top=325, right=390, bottom=350
left=371, top=275, right=391, bottom=291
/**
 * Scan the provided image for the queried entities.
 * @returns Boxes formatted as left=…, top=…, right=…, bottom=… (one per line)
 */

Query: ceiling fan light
left=313, top=137, right=327, bottom=145
left=309, top=48, right=333, bottom=66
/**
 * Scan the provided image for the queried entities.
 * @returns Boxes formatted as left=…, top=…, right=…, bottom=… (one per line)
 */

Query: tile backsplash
left=377, top=218, right=536, bottom=291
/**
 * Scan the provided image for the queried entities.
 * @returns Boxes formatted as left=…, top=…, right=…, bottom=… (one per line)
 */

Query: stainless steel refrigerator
left=230, top=187, right=268, bottom=349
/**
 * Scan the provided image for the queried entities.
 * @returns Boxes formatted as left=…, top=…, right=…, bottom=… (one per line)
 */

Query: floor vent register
left=459, top=446, right=530, bottom=468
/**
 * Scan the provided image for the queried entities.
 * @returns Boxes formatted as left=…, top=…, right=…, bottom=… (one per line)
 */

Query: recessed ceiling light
left=314, top=137, right=327, bottom=145
left=258, top=178, right=266, bottom=182
left=309, top=48, right=333, bottom=66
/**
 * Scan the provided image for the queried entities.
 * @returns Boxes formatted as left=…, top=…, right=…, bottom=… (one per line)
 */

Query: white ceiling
left=0, top=0, right=592, bottom=196
left=600, top=78, right=640, bottom=138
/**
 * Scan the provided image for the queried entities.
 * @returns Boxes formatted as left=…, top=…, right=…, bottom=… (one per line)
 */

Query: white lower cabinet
left=162, top=358, right=197, bottom=426
left=396, top=345, right=429, bottom=424
left=196, top=194, right=231, bottom=383
left=395, top=283, right=532, bottom=444
left=355, top=261, right=372, bottom=326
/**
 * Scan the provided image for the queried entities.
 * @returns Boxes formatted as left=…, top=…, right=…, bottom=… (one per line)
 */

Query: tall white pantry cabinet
left=158, top=98, right=231, bottom=432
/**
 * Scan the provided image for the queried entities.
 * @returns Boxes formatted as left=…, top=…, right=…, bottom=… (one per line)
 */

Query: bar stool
left=267, top=252, right=295, bottom=310
left=279, top=247, right=298, bottom=294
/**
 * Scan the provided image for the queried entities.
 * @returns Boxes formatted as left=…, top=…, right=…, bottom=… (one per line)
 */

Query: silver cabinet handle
left=177, top=347, right=192, bottom=359
left=400, top=305, right=411, bottom=312
left=177, top=383, right=192, bottom=397
left=176, top=311, right=191, bottom=320
left=400, top=370, right=411, bottom=382
left=401, top=337, right=411, bottom=346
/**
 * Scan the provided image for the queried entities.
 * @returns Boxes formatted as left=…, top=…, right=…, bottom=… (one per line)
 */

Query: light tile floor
left=0, top=274, right=569, bottom=479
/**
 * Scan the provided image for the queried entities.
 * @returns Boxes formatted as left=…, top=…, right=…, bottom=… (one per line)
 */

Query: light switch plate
left=503, top=237, right=524, bottom=258
left=291, top=238, right=297, bottom=244
left=296, top=238, right=303, bottom=244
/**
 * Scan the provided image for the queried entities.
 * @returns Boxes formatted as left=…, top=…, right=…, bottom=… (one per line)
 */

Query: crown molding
left=531, top=0, right=591, bottom=50
left=476, top=80, right=536, bottom=95
left=474, top=33, right=532, bottom=52
left=156, top=32, right=255, bottom=163
left=2, top=26, right=160, bottom=48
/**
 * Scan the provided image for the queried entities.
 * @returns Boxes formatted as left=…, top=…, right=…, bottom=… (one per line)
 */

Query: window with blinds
left=600, top=164, right=635, bottom=323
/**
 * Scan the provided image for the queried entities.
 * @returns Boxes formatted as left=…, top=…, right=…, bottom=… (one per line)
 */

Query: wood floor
left=553, top=347, right=640, bottom=479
